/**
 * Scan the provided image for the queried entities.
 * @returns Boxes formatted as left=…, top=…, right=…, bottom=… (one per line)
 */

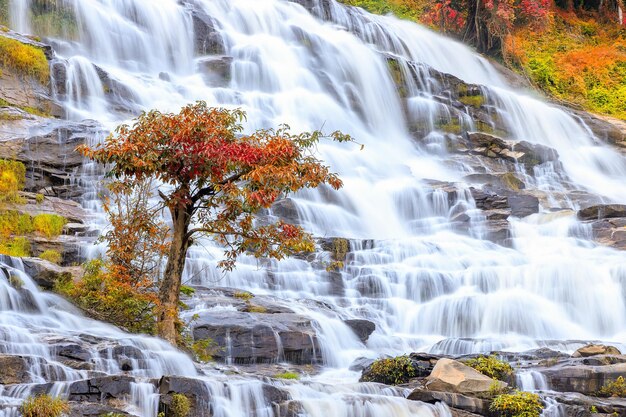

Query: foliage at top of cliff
left=340, top=0, right=626, bottom=120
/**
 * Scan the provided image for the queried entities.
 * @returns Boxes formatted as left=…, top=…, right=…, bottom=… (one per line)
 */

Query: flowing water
left=3, top=0, right=626, bottom=416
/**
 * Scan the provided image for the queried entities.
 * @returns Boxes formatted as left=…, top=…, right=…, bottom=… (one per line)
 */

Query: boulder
left=344, top=319, right=375, bottom=343
left=191, top=8, right=225, bottom=55
left=424, top=358, right=508, bottom=395
left=192, top=311, right=320, bottom=364
left=578, top=205, right=626, bottom=221
left=158, top=376, right=211, bottom=417
left=408, top=389, right=491, bottom=415
left=68, top=402, right=137, bottom=417
left=542, top=362, right=626, bottom=395
left=197, top=56, right=233, bottom=87
left=590, top=217, right=626, bottom=250
left=21, top=257, right=79, bottom=289
left=69, top=375, right=137, bottom=402
left=573, top=344, right=622, bottom=358
left=0, top=355, right=30, bottom=384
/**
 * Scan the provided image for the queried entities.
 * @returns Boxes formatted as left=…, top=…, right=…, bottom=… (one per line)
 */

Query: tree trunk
left=463, top=0, right=502, bottom=56
left=157, top=204, right=192, bottom=345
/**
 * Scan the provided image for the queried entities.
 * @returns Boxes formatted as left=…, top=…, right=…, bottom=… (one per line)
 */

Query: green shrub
left=0, top=237, right=30, bottom=257
left=191, top=338, right=219, bottom=362
left=598, top=376, right=626, bottom=397
left=20, top=394, right=69, bottom=417
left=0, top=211, right=33, bottom=238
left=170, top=393, right=191, bottom=417
left=39, top=249, right=62, bottom=264
left=36, top=193, right=45, bottom=204
left=464, top=355, right=514, bottom=381
left=180, top=285, right=195, bottom=296
left=360, top=355, right=416, bottom=385
left=0, top=159, right=26, bottom=203
left=0, top=36, right=49, bottom=83
left=490, top=391, right=543, bottom=417
left=233, top=291, right=253, bottom=301
left=33, top=214, right=66, bottom=238
left=274, top=371, right=300, bottom=380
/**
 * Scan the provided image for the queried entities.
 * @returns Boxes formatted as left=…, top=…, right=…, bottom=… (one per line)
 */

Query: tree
left=79, top=102, right=352, bottom=344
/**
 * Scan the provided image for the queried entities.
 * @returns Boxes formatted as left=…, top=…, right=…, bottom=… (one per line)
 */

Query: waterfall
left=3, top=0, right=626, bottom=416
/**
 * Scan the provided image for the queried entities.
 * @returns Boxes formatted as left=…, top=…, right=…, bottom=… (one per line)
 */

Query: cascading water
left=3, top=0, right=626, bottom=416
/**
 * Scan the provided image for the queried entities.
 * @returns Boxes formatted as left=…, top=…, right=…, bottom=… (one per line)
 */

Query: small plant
left=489, top=380, right=510, bottom=396
left=0, top=236, right=31, bottom=257
left=20, top=394, right=69, bottom=417
left=360, top=355, right=416, bottom=385
left=170, top=393, right=191, bottom=417
left=274, top=371, right=300, bottom=380
left=191, top=338, right=219, bottom=363
left=179, top=285, right=195, bottom=297
left=490, top=391, right=543, bottom=417
left=245, top=303, right=267, bottom=313
left=464, top=355, right=514, bottom=381
left=233, top=291, right=253, bottom=301
left=33, top=214, right=66, bottom=238
left=0, top=36, right=50, bottom=83
left=0, top=159, right=26, bottom=203
left=39, top=249, right=62, bottom=264
left=598, top=376, right=626, bottom=398
left=590, top=405, right=598, bottom=413
left=35, top=193, right=45, bottom=204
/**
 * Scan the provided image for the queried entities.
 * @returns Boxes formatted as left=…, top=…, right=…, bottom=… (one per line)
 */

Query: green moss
left=435, top=118, right=463, bottom=134
left=0, top=36, right=49, bottom=84
left=274, top=371, right=300, bottom=380
left=339, top=0, right=425, bottom=22
left=459, top=94, right=485, bottom=108
left=360, top=355, right=416, bottom=385
left=179, top=285, right=195, bottom=297
left=20, top=394, right=69, bottom=417
left=464, top=355, right=514, bottom=381
left=191, top=338, right=219, bottom=362
left=32, top=213, right=66, bottom=238
left=490, top=391, right=543, bottom=417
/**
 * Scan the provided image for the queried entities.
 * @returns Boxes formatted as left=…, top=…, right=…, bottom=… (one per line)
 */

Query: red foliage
left=423, top=1, right=466, bottom=33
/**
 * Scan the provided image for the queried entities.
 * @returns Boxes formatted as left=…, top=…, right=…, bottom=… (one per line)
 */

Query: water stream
left=3, top=0, right=626, bottom=416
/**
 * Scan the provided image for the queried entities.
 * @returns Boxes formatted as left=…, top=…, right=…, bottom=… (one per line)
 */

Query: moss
left=179, top=285, right=195, bottom=297
left=20, top=394, right=69, bottom=417
left=0, top=36, right=49, bottom=84
left=39, top=249, right=62, bottom=264
left=191, top=338, right=219, bottom=362
left=245, top=303, right=268, bottom=313
left=598, top=376, right=626, bottom=398
left=360, top=355, right=416, bottom=385
left=274, top=371, right=300, bottom=380
left=233, top=291, right=254, bottom=301
left=464, top=355, right=514, bottom=381
left=459, top=94, right=485, bottom=108
left=490, top=391, right=543, bottom=417
left=332, top=238, right=349, bottom=261
left=33, top=213, right=66, bottom=238
left=35, top=193, right=45, bottom=204
left=500, top=173, right=524, bottom=191
left=435, top=118, right=463, bottom=134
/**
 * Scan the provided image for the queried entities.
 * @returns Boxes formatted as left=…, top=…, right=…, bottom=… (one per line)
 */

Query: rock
left=69, top=376, right=137, bottom=402
left=0, top=120, right=104, bottom=198
left=0, top=355, right=30, bottom=384
left=590, top=217, right=626, bottom=250
left=158, top=376, right=211, bottom=417
left=68, top=402, right=137, bottom=417
left=192, top=8, right=225, bottom=55
left=542, top=362, right=626, bottom=395
left=470, top=187, right=539, bottom=218
left=192, top=311, right=320, bottom=364
left=507, top=193, right=540, bottom=218
left=344, top=319, right=375, bottom=343
left=424, top=358, right=508, bottom=395
left=21, top=257, right=80, bottom=289
left=349, top=357, right=375, bottom=372
left=197, top=56, right=233, bottom=87
left=578, top=205, right=626, bottom=221
left=271, top=198, right=301, bottom=224
left=409, top=353, right=444, bottom=377
left=573, top=344, right=622, bottom=358
left=512, top=140, right=559, bottom=166
left=408, top=389, right=491, bottom=415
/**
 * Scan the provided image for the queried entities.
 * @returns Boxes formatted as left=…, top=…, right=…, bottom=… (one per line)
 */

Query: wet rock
left=0, top=355, right=30, bottom=384
left=68, top=403, right=137, bottom=417
left=93, top=65, right=140, bottom=115
left=408, top=389, right=491, bottom=415
left=590, top=217, right=626, bottom=250
left=512, top=140, right=559, bottom=166
left=0, top=120, right=104, bottom=198
left=573, top=345, right=622, bottom=358
left=192, top=8, right=225, bottom=55
left=197, top=56, right=233, bottom=87
left=192, top=311, right=320, bottom=365
left=409, top=353, right=444, bottom=377
left=507, top=193, right=540, bottom=218
left=424, top=358, right=507, bottom=395
left=21, top=257, right=80, bottom=289
left=470, top=187, right=539, bottom=218
left=578, top=204, right=626, bottom=221
left=68, top=376, right=135, bottom=402
left=349, top=357, right=375, bottom=372
left=344, top=319, right=375, bottom=343
left=542, top=362, right=626, bottom=395
left=158, top=376, right=211, bottom=417
left=271, top=198, right=301, bottom=224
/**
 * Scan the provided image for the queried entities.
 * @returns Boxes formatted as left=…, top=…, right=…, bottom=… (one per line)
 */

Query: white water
left=3, top=0, right=626, bottom=416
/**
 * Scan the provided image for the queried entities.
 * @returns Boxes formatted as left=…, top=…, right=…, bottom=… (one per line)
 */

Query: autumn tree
left=79, top=102, right=351, bottom=344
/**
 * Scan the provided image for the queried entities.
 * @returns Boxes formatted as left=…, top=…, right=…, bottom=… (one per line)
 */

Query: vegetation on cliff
left=0, top=35, right=49, bottom=83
